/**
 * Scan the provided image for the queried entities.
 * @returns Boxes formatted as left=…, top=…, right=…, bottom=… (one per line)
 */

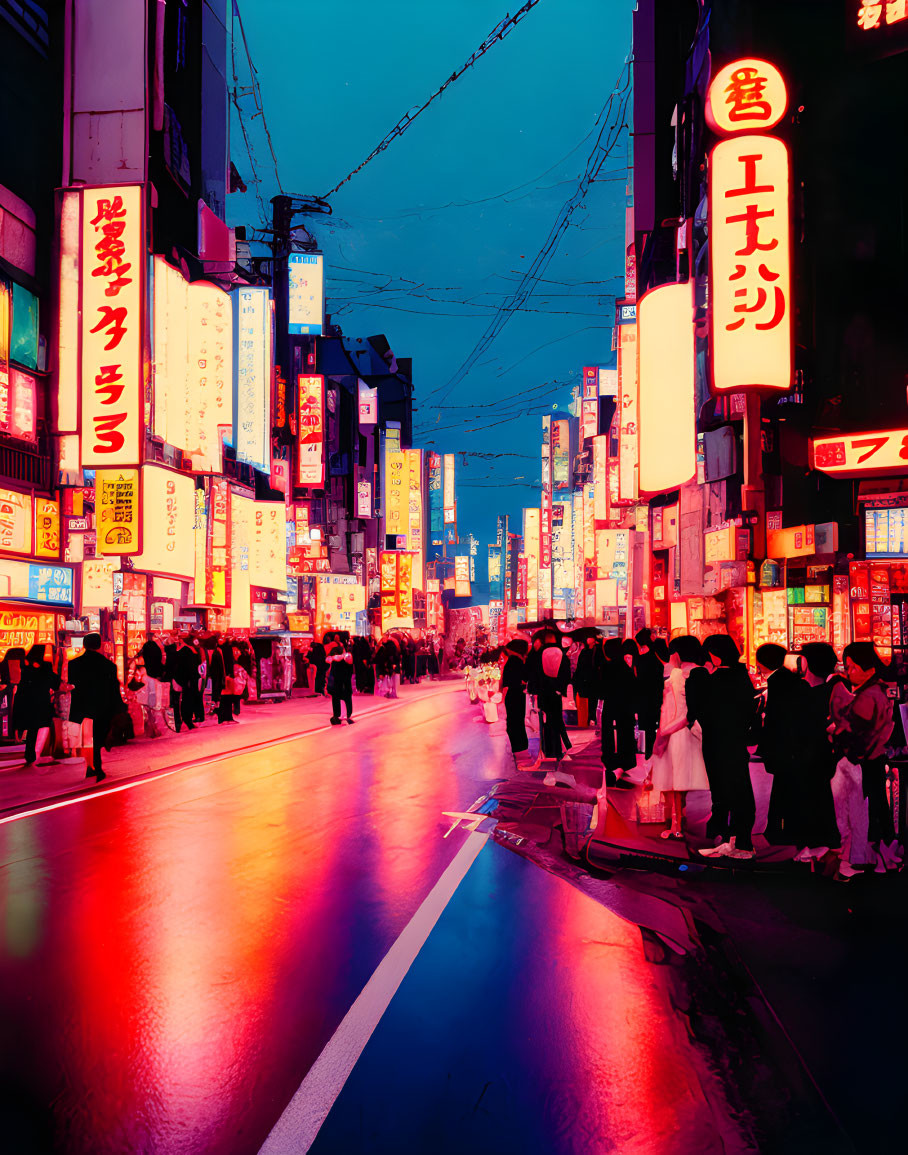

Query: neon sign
left=857, top=2, right=907, bottom=30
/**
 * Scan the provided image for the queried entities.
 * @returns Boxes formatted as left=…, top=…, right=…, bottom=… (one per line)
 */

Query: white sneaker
left=699, top=842, right=733, bottom=858
left=794, top=848, right=811, bottom=863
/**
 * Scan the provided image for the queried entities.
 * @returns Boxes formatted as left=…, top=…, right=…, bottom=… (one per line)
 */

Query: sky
left=230, top=0, right=632, bottom=596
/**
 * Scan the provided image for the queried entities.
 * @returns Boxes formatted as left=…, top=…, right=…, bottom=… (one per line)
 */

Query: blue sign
left=28, top=564, right=74, bottom=605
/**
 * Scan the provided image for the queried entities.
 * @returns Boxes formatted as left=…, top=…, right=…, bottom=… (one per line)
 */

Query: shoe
left=700, top=842, right=734, bottom=857
left=660, top=828, right=684, bottom=840
left=330, top=718, right=341, bottom=725
left=837, top=860, right=861, bottom=878
left=347, top=719, right=355, bottom=725
left=94, top=769, right=107, bottom=783
left=186, top=722, right=196, bottom=731
left=793, top=848, right=811, bottom=863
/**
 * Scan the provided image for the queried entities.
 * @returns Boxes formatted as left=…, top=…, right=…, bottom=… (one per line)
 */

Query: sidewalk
left=0, top=680, right=456, bottom=821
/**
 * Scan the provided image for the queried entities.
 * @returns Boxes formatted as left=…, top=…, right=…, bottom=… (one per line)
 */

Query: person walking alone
left=327, top=641, right=355, bottom=725
left=68, top=634, right=122, bottom=782
left=12, top=644, right=60, bottom=767
left=500, top=639, right=529, bottom=757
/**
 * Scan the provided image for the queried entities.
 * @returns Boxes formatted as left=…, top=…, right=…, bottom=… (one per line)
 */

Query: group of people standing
left=499, top=626, right=902, bottom=877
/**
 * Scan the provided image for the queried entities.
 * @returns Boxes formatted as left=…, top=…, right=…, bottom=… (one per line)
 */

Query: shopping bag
left=636, top=795, right=665, bottom=824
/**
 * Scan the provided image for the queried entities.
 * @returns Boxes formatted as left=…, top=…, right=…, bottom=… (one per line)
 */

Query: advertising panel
left=812, top=429, right=908, bottom=478
left=95, top=469, right=141, bottom=555
left=230, top=493, right=252, bottom=628
left=397, top=552, right=414, bottom=619
left=617, top=312, right=638, bottom=501
left=524, top=507, right=540, bottom=620
left=297, top=375, right=325, bottom=485
left=638, top=282, right=696, bottom=493
left=0, top=487, right=32, bottom=555
left=407, top=449, right=423, bottom=587
left=80, top=185, right=143, bottom=467
left=356, top=478, right=372, bottom=519
left=0, top=559, right=73, bottom=605
left=552, top=419, right=570, bottom=488
left=34, top=498, right=60, bottom=559
left=81, top=558, right=117, bottom=610
left=207, top=477, right=229, bottom=606
left=0, top=368, right=36, bottom=441
left=428, top=452, right=443, bottom=544
left=357, top=378, right=377, bottom=424
left=133, top=466, right=196, bottom=578
left=315, top=573, right=365, bottom=633
left=250, top=501, right=286, bottom=591
left=443, top=453, right=456, bottom=525
left=0, top=609, right=57, bottom=653
left=454, top=554, right=471, bottom=598
left=233, top=285, right=272, bottom=472
left=288, top=253, right=324, bottom=336
left=581, top=397, right=598, bottom=442
left=593, top=436, right=609, bottom=522
left=383, top=433, right=407, bottom=542
left=488, top=545, right=503, bottom=601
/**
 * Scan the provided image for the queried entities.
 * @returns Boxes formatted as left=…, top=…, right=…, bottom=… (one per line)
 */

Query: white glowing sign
left=288, top=253, right=324, bottom=336
left=233, top=286, right=272, bottom=472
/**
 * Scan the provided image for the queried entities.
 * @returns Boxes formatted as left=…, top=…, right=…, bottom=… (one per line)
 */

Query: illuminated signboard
left=593, top=436, right=608, bottom=522
left=581, top=397, right=598, bottom=441
left=80, top=185, right=143, bottom=467
left=0, top=487, right=32, bottom=555
left=524, top=507, right=540, bottom=619
left=407, top=448, right=423, bottom=588
left=288, top=253, right=324, bottom=336
left=250, top=501, right=286, bottom=591
left=80, top=558, right=117, bottom=610
left=617, top=312, right=638, bottom=500
left=233, top=286, right=272, bottom=472
left=428, top=452, right=443, bottom=543
left=297, top=375, right=325, bottom=485
left=598, top=368, right=618, bottom=397
left=443, top=453, right=456, bottom=524
left=315, top=573, right=365, bottom=632
left=188, top=281, right=233, bottom=469
left=0, top=368, right=36, bottom=441
left=552, top=419, right=570, bottom=488
left=0, top=609, right=56, bottom=654
left=812, top=428, right=908, bottom=477
left=638, top=282, right=696, bottom=493
left=230, top=493, right=252, bottom=628
left=133, top=466, right=196, bottom=578
left=488, top=545, right=503, bottom=600
left=865, top=505, right=908, bottom=557
left=356, top=478, right=372, bottom=518
left=383, top=430, right=407, bottom=543
left=95, top=469, right=140, bottom=554
left=856, top=1, right=908, bottom=31
left=207, top=477, right=229, bottom=606
left=454, top=554, right=471, bottom=598
left=707, top=60, right=792, bottom=393
left=358, top=379, right=377, bottom=425
left=34, top=498, right=60, bottom=559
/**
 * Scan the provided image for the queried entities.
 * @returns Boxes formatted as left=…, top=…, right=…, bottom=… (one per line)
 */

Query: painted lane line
left=258, top=830, right=489, bottom=1155
left=0, top=687, right=459, bottom=829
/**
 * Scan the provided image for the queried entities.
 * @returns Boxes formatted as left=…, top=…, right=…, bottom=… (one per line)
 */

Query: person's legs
left=24, top=727, right=38, bottom=764
left=390, top=673, right=399, bottom=699
left=601, top=715, right=618, bottom=771
left=727, top=756, right=756, bottom=850
left=330, top=690, right=343, bottom=723
left=616, top=716, right=637, bottom=772
left=343, top=688, right=353, bottom=720
left=217, top=694, right=233, bottom=723
left=92, top=732, right=106, bottom=779
left=703, top=747, right=730, bottom=841
left=172, top=691, right=184, bottom=732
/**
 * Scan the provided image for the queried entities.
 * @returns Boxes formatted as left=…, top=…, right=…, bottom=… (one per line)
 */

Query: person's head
left=532, top=636, right=542, bottom=650
left=585, top=635, right=598, bottom=649
left=842, top=642, right=883, bottom=688
left=83, top=633, right=102, bottom=652
left=622, top=639, right=638, bottom=660
left=603, top=637, right=624, bottom=662
left=702, top=634, right=741, bottom=669
left=652, top=637, right=670, bottom=664
left=669, top=635, right=704, bottom=665
left=799, top=642, right=838, bottom=682
left=755, top=642, right=787, bottom=677
left=635, top=628, right=652, bottom=652
left=26, top=643, right=48, bottom=666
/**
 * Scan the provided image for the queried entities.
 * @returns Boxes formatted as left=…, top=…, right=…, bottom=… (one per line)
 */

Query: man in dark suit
left=756, top=642, right=808, bottom=845
left=68, top=634, right=123, bottom=782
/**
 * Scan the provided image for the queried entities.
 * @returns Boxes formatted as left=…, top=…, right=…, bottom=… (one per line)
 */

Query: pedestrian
left=792, top=643, right=844, bottom=861
left=634, top=628, right=666, bottom=762
left=756, top=643, right=810, bottom=845
left=170, top=635, right=201, bottom=732
left=829, top=642, right=899, bottom=878
left=138, top=633, right=169, bottom=737
left=231, top=646, right=249, bottom=717
left=500, top=639, right=529, bottom=755
left=309, top=637, right=328, bottom=696
left=692, top=634, right=758, bottom=860
left=210, top=637, right=239, bottom=724
left=67, top=633, right=123, bottom=782
left=537, top=641, right=572, bottom=764
left=327, top=640, right=355, bottom=725
left=649, top=635, right=710, bottom=839
left=599, top=637, right=637, bottom=787
left=571, top=635, right=601, bottom=729
left=12, top=644, right=61, bottom=767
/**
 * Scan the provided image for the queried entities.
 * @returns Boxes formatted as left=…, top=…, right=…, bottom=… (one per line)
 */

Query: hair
left=842, top=641, right=885, bottom=676
left=799, top=642, right=838, bottom=680
left=83, top=633, right=102, bottom=652
left=26, top=643, right=48, bottom=664
left=703, top=633, right=741, bottom=666
left=652, top=637, right=670, bottom=663
left=755, top=642, right=787, bottom=671
left=603, top=637, right=624, bottom=661
left=622, top=638, right=639, bottom=659
left=669, top=635, right=704, bottom=665
left=635, top=628, right=652, bottom=648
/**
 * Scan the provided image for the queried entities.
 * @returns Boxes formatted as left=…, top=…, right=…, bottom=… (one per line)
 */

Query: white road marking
left=258, top=830, right=489, bottom=1154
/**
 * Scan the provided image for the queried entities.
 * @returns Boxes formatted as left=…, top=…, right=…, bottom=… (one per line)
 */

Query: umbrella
left=565, top=626, right=604, bottom=643
left=504, top=638, right=529, bottom=656
left=517, top=618, right=568, bottom=632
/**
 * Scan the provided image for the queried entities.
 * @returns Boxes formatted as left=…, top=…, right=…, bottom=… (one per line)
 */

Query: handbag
left=127, top=662, right=145, bottom=693
left=223, top=675, right=237, bottom=695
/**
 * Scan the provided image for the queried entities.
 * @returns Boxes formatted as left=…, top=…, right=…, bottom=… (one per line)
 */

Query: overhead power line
left=323, top=0, right=546, bottom=198
left=231, top=0, right=283, bottom=224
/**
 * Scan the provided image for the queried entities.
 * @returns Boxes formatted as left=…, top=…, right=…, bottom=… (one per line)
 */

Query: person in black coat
left=537, top=642, right=572, bottom=761
left=524, top=637, right=544, bottom=700
left=571, top=636, right=601, bottom=729
left=634, top=629, right=665, bottom=760
left=599, top=637, right=637, bottom=785
left=500, top=642, right=529, bottom=755
left=690, top=634, right=758, bottom=856
left=794, top=643, right=843, bottom=857
left=756, top=642, right=810, bottom=845
left=309, top=639, right=328, bottom=696
left=12, top=644, right=60, bottom=765
left=327, top=641, right=355, bottom=724
left=171, top=636, right=201, bottom=732
left=210, top=639, right=239, bottom=724
left=68, top=634, right=123, bottom=781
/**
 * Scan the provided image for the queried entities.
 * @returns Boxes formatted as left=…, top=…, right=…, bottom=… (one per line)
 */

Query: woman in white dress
left=649, top=636, right=710, bottom=839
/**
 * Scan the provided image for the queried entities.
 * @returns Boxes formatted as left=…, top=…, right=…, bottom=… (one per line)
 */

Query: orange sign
left=95, top=469, right=140, bottom=554
left=34, top=498, right=61, bottom=559
left=80, top=185, right=143, bottom=466
left=705, top=59, right=787, bottom=135
left=0, top=609, right=56, bottom=655
left=297, top=375, right=324, bottom=485
left=857, top=2, right=907, bottom=31
left=812, top=429, right=908, bottom=477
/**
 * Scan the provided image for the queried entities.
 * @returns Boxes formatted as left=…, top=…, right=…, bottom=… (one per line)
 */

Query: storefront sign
left=708, top=60, right=792, bottom=393
left=552, top=419, right=570, bottom=488
left=357, top=379, right=377, bottom=425
left=517, top=556, right=528, bottom=604
left=865, top=503, right=908, bottom=557
left=288, top=253, right=324, bottom=336
left=356, top=478, right=372, bottom=519
left=250, top=501, right=286, bottom=591
left=95, top=469, right=140, bottom=555
left=855, top=2, right=908, bottom=32
left=407, top=449, right=423, bottom=587
left=428, top=452, right=443, bottom=543
left=80, top=185, right=143, bottom=466
left=443, top=453, right=456, bottom=525
left=133, top=466, right=196, bottom=578
left=617, top=312, right=638, bottom=500
left=233, top=285, right=272, bottom=472
left=206, top=477, right=229, bottom=606
left=0, top=609, right=56, bottom=653
left=0, top=487, right=32, bottom=555
left=297, top=375, right=325, bottom=485
left=384, top=437, right=407, bottom=543
left=0, top=368, right=36, bottom=441
left=638, top=282, right=696, bottom=493
left=34, top=498, right=60, bottom=558
left=454, top=554, right=471, bottom=598
left=812, top=428, right=908, bottom=477
left=581, top=397, right=598, bottom=441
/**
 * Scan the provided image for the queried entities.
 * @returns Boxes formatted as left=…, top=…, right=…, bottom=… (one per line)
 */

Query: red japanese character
left=726, top=204, right=778, bottom=256
left=726, top=286, right=786, bottom=331
left=89, top=196, right=127, bottom=226
left=726, top=154, right=774, bottom=198
left=89, top=306, right=128, bottom=351
left=723, top=67, right=773, bottom=123
left=92, top=412, right=127, bottom=454
left=94, top=364, right=125, bottom=404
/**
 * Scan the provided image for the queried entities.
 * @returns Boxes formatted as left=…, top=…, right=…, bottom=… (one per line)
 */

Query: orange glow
left=34, top=498, right=60, bottom=559
left=406, top=449, right=424, bottom=589
left=523, top=508, right=540, bottom=620
left=812, top=427, right=908, bottom=476
left=709, top=134, right=792, bottom=392
left=95, top=469, right=141, bottom=555
left=616, top=319, right=638, bottom=500
left=249, top=501, right=286, bottom=591
left=230, top=494, right=252, bottom=628
left=0, top=486, right=33, bottom=554
left=80, top=185, right=143, bottom=467
left=638, top=282, right=696, bottom=493
left=705, top=59, right=787, bottom=136
left=133, top=466, right=196, bottom=579
left=297, top=375, right=325, bottom=485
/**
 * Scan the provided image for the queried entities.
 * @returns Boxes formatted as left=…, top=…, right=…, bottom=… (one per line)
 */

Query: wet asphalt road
left=0, top=684, right=761, bottom=1154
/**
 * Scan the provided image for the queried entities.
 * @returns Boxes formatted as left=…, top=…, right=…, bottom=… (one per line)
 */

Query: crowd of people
left=498, top=627, right=903, bottom=878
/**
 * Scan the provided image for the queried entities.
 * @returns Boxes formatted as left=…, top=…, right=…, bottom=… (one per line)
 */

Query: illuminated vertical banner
left=187, top=281, right=233, bottom=468
left=517, top=556, right=528, bottom=604
left=383, top=428, right=407, bottom=544
left=80, top=185, right=143, bottom=467
left=230, top=492, right=252, bottom=628
left=428, top=452, right=443, bottom=549
left=233, top=286, right=272, bottom=471
left=443, top=453, right=456, bottom=525
left=288, top=253, right=324, bottom=335
left=406, top=448, right=423, bottom=587
left=617, top=305, right=638, bottom=501
left=488, top=545, right=503, bottom=600
left=552, top=419, right=570, bottom=488
left=34, top=498, right=60, bottom=559
left=454, top=554, right=471, bottom=598
left=638, top=282, right=697, bottom=492
left=524, top=507, right=540, bottom=621
left=581, top=397, right=598, bottom=442
left=207, top=477, right=229, bottom=606
left=95, top=469, right=140, bottom=554
left=379, top=550, right=398, bottom=629
left=397, top=552, right=414, bottom=618
left=593, top=435, right=609, bottom=522
left=297, top=375, right=324, bottom=484
left=582, top=366, right=599, bottom=398
left=706, top=59, right=792, bottom=392
left=193, top=483, right=207, bottom=604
